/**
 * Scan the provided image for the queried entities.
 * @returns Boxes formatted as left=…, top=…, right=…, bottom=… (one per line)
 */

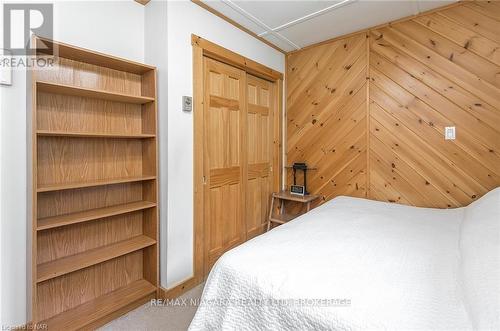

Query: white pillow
left=459, top=187, right=500, bottom=330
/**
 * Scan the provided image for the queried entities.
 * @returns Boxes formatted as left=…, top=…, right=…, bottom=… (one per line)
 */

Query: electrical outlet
left=182, top=96, right=192, bottom=112
left=445, top=126, right=455, bottom=140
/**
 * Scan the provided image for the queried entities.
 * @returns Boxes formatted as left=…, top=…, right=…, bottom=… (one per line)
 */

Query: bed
left=189, top=187, right=500, bottom=330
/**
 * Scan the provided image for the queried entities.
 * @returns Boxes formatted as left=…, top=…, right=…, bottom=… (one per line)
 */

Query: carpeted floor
left=99, top=283, right=204, bottom=331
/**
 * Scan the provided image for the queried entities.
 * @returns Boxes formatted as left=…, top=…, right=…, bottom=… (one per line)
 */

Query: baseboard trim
left=159, top=276, right=200, bottom=299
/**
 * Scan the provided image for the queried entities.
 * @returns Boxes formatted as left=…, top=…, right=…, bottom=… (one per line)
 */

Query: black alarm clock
left=290, top=185, right=306, bottom=196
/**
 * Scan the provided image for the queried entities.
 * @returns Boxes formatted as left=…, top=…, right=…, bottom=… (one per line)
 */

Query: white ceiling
left=200, top=0, right=458, bottom=52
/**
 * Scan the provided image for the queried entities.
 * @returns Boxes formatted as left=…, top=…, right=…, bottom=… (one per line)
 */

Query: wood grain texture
left=36, top=81, right=155, bottom=104
left=37, top=235, right=155, bottom=282
left=37, top=211, right=144, bottom=265
left=36, top=251, right=144, bottom=321
left=193, top=45, right=205, bottom=283
left=287, top=33, right=368, bottom=207
left=246, top=74, right=275, bottom=239
left=203, top=57, right=247, bottom=273
left=191, top=34, right=283, bottom=81
left=37, top=137, right=144, bottom=187
left=37, top=200, right=156, bottom=231
left=36, top=91, right=153, bottom=137
left=286, top=2, right=500, bottom=208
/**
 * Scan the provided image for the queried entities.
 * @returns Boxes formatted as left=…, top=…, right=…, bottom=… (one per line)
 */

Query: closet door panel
left=246, top=74, right=275, bottom=239
left=203, top=58, right=246, bottom=271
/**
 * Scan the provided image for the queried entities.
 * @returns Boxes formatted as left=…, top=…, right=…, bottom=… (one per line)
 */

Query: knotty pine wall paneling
left=287, top=33, right=369, bottom=207
left=286, top=2, right=500, bottom=208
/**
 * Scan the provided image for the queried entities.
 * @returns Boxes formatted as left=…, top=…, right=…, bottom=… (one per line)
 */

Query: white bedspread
left=189, top=194, right=497, bottom=330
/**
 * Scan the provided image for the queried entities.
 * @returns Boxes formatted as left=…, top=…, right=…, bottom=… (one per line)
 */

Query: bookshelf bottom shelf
left=39, top=279, right=157, bottom=330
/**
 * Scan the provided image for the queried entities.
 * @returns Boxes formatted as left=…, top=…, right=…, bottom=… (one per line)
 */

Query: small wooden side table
left=267, top=191, right=320, bottom=231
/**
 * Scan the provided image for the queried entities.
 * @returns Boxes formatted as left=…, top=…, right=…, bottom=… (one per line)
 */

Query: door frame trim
left=192, top=34, right=283, bottom=285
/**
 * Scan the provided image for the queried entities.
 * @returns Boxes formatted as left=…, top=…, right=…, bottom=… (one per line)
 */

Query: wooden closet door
left=246, top=74, right=275, bottom=239
left=203, top=57, right=247, bottom=271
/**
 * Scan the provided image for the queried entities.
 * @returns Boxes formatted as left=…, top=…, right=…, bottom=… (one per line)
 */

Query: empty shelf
left=37, top=130, right=155, bottom=139
left=36, top=36, right=156, bottom=74
left=37, top=235, right=156, bottom=282
left=37, top=201, right=156, bottom=231
left=40, top=279, right=156, bottom=330
left=37, top=175, right=156, bottom=192
left=37, top=81, right=155, bottom=104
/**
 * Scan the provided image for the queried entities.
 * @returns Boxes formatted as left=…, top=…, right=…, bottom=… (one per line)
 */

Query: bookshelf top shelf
left=35, top=36, right=155, bottom=74
left=36, top=81, right=155, bottom=104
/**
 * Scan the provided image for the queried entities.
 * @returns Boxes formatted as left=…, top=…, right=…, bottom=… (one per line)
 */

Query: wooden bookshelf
left=30, top=36, right=159, bottom=329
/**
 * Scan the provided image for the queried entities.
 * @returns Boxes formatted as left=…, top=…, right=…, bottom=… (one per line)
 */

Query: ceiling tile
left=232, top=0, right=342, bottom=29
left=201, top=0, right=267, bottom=35
left=199, top=0, right=458, bottom=52
left=280, top=1, right=421, bottom=48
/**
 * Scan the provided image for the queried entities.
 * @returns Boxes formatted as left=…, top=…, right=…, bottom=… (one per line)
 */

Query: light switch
left=182, top=96, right=192, bottom=112
left=0, top=49, right=12, bottom=86
left=445, top=126, right=455, bottom=140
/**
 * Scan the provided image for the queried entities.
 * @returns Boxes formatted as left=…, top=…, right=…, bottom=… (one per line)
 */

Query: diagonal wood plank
left=413, top=13, right=500, bottom=66
left=392, top=20, right=500, bottom=88
left=370, top=82, right=499, bottom=190
left=287, top=2, right=500, bottom=209
left=369, top=31, right=500, bottom=130
left=288, top=42, right=367, bottom=137
left=439, top=5, right=500, bottom=44
left=464, top=1, right=500, bottom=21
left=369, top=62, right=500, bottom=178
left=370, top=134, right=456, bottom=208
left=372, top=27, right=500, bottom=109
left=370, top=49, right=500, bottom=153
left=371, top=104, right=485, bottom=200
left=370, top=150, right=432, bottom=207
left=370, top=116, right=471, bottom=205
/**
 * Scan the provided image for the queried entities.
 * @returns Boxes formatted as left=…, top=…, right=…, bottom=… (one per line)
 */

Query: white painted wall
left=52, top=1, right=144, bottom=62
left=165, top=0, right=285, bottom=287
left=0, top=1, right=145, bottom=327
left=144, top=0, right=168, bottom=286
left=0, top=64, right=27, bottom=328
